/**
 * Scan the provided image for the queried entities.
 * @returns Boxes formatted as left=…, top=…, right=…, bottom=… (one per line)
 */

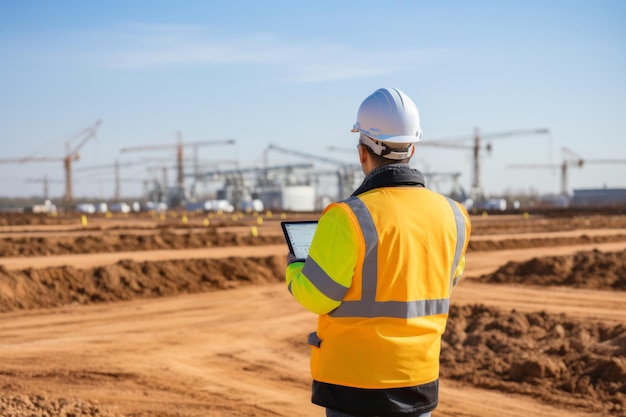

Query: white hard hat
left=351, top=87, right=423, bottom=159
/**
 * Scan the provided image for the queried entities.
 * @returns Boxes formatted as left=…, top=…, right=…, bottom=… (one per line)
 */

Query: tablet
left=281, top=220, right=318, bottom=259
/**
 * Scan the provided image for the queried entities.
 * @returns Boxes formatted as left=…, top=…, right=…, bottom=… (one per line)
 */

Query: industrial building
left=571, top=188, right=626, bottom=208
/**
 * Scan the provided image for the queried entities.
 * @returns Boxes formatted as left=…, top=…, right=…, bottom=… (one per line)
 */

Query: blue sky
left=1, top=1, right=625, bottom=201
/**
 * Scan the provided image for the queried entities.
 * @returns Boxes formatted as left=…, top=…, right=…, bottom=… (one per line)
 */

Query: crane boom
left=120, top=138, right=235, bottom=152
left=196, top=163, right=313, bottom=178
left=508, top=161, right=576, bottom=196
left=508, top=147, right=626, bottom=196
left=266, top=143, right=358, bottom=168
left=419, top=127, right=550, bottom=201
left=67, top=119, right=101, bottom=158
left=0, top=157, right=63, bottom=163
left=585, top=159, right=626, bottom=164
left=119, top=132, right=236, bottom=207
left=265, top=143, right=361, bottom=200
left=479, top=128, right=549, bottom=140
left=0, top=119, right=101, bottom=203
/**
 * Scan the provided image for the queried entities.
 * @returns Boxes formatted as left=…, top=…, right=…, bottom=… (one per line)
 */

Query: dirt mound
left=0, top=394, right=121, bottom=417
left=5, top=229, right=626, bottom=259
left=3, top=211, right=626, bottom=231
left=471, top=214, right=626, bottom=235
left=0, top=213, right=74, bottom=226
left=476, top=249, right=626, bottom=290
left=442, top=304, right=626, bottom=416
left=0, top=231, right=285, bottom=257
left=0, top=256, right=285, bottom=313
left=468, top=234, right=626, bottom=251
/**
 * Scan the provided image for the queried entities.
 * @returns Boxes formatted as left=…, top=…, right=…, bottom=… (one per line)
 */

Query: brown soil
left=0, top=257, right=284, bottom=313
left=1, top=211, right=626, bottom=417
left=442, top=305, right=626, bottom=416
left=0, top=395, right=120, bottom=417
left=2, top=215, right=626, bottom=258
left=477, top=248, right=626, bottom=290
left=0, top=231, right=285, bottom=258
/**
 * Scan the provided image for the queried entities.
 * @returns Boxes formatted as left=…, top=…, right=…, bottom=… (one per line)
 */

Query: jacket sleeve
left=285, top=203, right=359, bottom=315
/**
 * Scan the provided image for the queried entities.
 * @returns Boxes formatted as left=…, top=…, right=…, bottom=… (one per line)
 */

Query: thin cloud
left=95, top=23, right=294, bottom=69
left=3, top=22, right=456, bottom=83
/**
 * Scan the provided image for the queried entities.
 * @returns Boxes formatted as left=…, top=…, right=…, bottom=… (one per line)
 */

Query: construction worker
left=286, top=87, right=471, bottom=417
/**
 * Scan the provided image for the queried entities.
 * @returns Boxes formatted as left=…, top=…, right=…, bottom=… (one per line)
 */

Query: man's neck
left=365, top=162, right=410, bottom=176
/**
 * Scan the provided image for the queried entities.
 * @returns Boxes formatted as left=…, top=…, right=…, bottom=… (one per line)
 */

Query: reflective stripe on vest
left=447, top=197, right=467, bottom=292
left=303, top=195, right=467, bottom=319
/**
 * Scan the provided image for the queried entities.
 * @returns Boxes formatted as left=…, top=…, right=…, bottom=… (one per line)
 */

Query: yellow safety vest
left=287, top=186, right=470, bottom=389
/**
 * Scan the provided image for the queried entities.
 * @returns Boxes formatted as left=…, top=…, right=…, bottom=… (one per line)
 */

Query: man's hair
left=361, top=143, right=411, bottom=166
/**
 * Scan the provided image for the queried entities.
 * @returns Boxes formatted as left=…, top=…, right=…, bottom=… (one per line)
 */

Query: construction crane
left=329, top=127, right=549, bottom=201
left=0, top=120, right=101, bottom=203
left=120, top=132, right=236, bottom=207
left=508, top=147, right=626, bottom=196
left=265, top=143, right=362, bottom=200
left=146, top=156, right=239, bottom=184
left=25, top=175, right=64, bottom=200
left=419, top=127, right=550, bottom=201
left=327, top=145, right=466, bottom=201
left=74, top=159, right=153, bottom=201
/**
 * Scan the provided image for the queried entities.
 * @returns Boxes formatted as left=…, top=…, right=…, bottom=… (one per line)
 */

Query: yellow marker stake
left=256, top=216, right=263, bottom=225
left=523, top=212, right=530, bottom=219
left=280, top=213, right=287, bottom=219
left=266, top=210, right=272, bottom=218
left=182, top=215, right=188, bottom=224
left=251, top=226, right=258, bottom=237
left=203, top=218, right=209, bottom=227
left=81, top=214, right=88, bottom=227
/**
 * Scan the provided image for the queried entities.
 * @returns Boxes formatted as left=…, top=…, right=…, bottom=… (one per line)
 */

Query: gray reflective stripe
left=344, top=197, right=378, bottom=301
left=330, top=195, right=465, bottom=319
left=333, top=298, right=450, bottom=319
left=302, top=256, right=349, bottom=301
left=445, top=197, right=467, bottom=293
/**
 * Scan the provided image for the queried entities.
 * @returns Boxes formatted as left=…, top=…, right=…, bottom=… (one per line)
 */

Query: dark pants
left=326, top=410, right=432, bottom=417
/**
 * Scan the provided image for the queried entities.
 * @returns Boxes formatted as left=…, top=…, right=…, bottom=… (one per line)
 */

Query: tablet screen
left=281, top=221, right=318, bottom=259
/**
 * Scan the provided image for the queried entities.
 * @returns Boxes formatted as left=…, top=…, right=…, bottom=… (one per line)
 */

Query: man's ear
left=358, top=145, right=368, bottom=165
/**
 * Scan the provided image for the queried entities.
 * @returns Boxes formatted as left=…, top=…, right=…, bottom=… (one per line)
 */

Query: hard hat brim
left=352, top=127, right=423, bottom=143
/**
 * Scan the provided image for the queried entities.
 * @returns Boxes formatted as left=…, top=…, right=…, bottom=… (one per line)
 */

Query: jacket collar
left=351, top=163, right=425, bottom=197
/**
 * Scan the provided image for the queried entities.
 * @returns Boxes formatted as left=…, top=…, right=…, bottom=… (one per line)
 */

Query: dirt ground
left=1, top=210, right=625, bottom=417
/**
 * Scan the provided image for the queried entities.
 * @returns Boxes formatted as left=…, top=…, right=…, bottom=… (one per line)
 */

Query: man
left=286, top=87, right=471, bottom=417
